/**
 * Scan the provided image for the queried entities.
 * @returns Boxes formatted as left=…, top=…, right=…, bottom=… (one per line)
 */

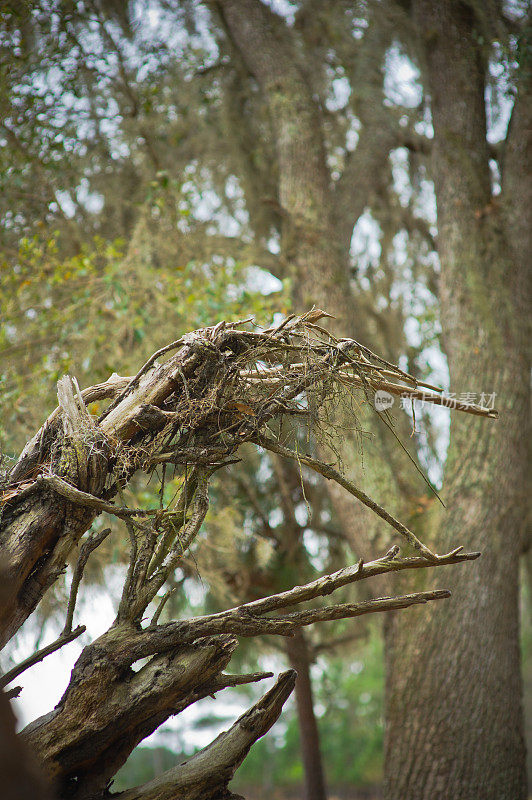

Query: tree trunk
left=384, top=3, right=530, bottom=798
left=215, top=0, right=424, bottom=567
left=285, top=629, right=328, bottom=800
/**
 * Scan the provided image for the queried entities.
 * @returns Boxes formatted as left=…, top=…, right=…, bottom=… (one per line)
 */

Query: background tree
left=206, top=450, right=362, bottom=800
left=383, top=3, right=531, bottom=797
left=206, top=3, right=530, bottom=797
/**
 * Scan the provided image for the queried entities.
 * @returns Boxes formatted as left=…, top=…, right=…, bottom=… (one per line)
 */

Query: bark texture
left=384, top=3, right=530, bottom=798
left=0, top=346, right=205, bottom=647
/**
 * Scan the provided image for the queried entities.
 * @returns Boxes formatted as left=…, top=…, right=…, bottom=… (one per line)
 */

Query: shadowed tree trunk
left=384, top=3, right=530, bottom=798
left=0, top=689, right=52, bottom=800
left=0, top=573, right=53, bottom=800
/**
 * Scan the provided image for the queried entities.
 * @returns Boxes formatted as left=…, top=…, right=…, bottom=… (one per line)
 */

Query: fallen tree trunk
left=0, top=313, right=492, bottom=798
left=20, top=551, right=474, bottom=799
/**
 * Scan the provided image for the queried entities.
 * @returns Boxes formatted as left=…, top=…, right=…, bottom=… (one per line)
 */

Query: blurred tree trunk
left=0, top=689, right=52, bottom=800
left=218, top=1, right=530, bottom=797
left=214, top=0, right=352, bottom=317
left=384, top=3, right=530, bottom=799
left=0, top=574, right=53, bottom=800
left=215, top=0, right=421, bottom=564
left=285, top=629, right=328, bottom=800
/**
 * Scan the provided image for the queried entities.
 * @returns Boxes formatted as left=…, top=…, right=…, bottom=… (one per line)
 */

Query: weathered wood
left=8, top=374, right=130, bottom=485
left=16, top=551, right=469, bottom=799
left=0, top=337, right=209, bottom=646
left=23, top=635, right=240, bottom=796
left=1, top=315, right=487, bottom=799
left=118, top=670, right=297, bottom=800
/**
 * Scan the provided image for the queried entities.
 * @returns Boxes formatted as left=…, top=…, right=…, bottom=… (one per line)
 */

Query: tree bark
left=384, top=3, right=530, bottom=798
left=22, top=634, right=239, bottom=797
left=213, top=0, right=353, bottom=328
left=285, top=629, right=328, bottom=800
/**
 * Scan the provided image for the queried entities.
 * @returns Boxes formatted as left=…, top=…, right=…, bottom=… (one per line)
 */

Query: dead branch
left=255, top=434, right=442, bottom=560
left=118, top=670, right=297, bottom=800
left=22, top=636, right=240, bottom=794
left=63, top=528, right=111, bottom=635
left=36, top=475, right=161, bottom=519
left=110, top=548, right=479, bottom=662
left=8, top=373, right=130, bottom=485
left=1, top=311, right=492, bottom=800
left=0, top=309, right=485, bottom=641
left=16, top=544, right=474, bottom=798
left=272, top=589, right=451, bottom=628
left=187, top=547, right=478, bottom=622
left=0, top=626, right=85, bottom=689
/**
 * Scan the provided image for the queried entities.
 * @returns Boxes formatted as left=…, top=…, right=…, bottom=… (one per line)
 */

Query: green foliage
left=112, top=746, right=185, bottom=792
left=314, top=634, right=384, bottom=785
left=0, top=228, right=288, bottom=456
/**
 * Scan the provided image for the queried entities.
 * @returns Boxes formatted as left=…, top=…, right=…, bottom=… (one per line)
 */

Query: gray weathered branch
left=118, top=670, right=297, bottom=800
left=0, top=626, right=85, bottom=689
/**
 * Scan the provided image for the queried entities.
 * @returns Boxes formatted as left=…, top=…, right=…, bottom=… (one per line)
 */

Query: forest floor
left=238, top=786, right=381, bottom=799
